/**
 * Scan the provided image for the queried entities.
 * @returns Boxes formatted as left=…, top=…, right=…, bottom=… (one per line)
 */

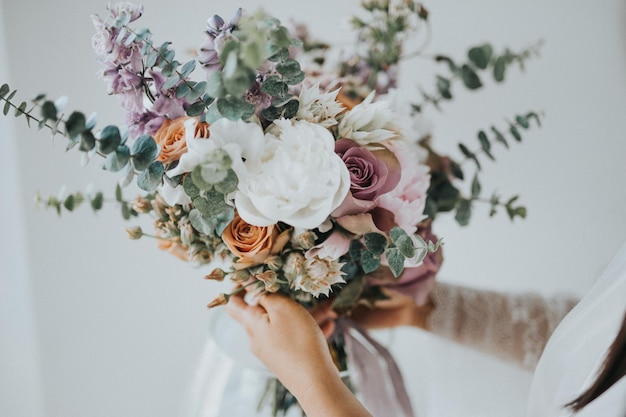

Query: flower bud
left=283, top=252, right=306, bottom=281
left=294, top=230, right=317, bottom=250
left=125, top=226, right=143, bottom=240
left=264, top=255, right=283, bottom=271
left=204, top=268, right=226, bottom=282
left=131, top=196, right=152, bottom=214
left=207, top=293, right=228, bottom=308
left=231, top=269, right=251, bottom=283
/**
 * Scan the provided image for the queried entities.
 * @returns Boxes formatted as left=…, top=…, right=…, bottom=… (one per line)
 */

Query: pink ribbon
left=334, top=318, right=416, bottom=417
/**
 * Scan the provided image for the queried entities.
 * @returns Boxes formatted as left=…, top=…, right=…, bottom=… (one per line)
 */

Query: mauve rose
left=333, top=138, right=401, bottom=217
left=367, top=222, right=442, bottom=305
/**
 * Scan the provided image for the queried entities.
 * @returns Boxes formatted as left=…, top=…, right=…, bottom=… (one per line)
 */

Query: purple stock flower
left=198, top=8, right=242, bottom=72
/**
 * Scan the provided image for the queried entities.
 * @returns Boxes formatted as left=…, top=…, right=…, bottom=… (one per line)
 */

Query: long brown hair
left=565, top=309, right=626, bottom=412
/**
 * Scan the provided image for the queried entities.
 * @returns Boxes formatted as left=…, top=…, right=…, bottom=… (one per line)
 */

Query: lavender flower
left=198, top=8, right=242, bottom=72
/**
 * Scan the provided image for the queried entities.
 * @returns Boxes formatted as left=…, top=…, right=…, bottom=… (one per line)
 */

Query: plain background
left=1, top=0, right=625, bottom=416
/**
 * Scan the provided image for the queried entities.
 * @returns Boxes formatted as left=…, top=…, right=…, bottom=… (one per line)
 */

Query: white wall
left=0, top=2, right=46, bottom=416
left=1, top=1, right=625, bottom=417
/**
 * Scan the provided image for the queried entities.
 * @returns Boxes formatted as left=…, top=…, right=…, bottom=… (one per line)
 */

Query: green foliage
left=414, top=40, right=544, bottom=112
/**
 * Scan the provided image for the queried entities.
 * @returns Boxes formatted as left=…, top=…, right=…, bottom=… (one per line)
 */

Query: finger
left=226, top=291, right=267, bottom=329
left=320, top=319, right=336, bottom=339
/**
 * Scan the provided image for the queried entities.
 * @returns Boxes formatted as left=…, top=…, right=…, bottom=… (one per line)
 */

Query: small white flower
left=160, top=118, right=266, bottom=206
left=235, top=119, right=350, bottom=229
left=296, top=83, right=345, bottom=128
left=291, top=256, right=346, bottom=298
left=338, top=91, right=398, bottom=145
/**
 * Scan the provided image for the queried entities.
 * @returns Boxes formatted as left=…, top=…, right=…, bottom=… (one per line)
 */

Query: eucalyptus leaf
left=471, top=174, right=481, bottom=198
left=183, top=174, right=201, bottom=199
left=262, top=76, right=288, bottom=97
left=331, top=275, right=365, bottom=311
left=162, top=75, right=180, bottom=91
left=115, top=183, right=123, bottom=202
left=104, top=145, right=130, bottom=172
left=493, top=56, right=506, bottom=82
left=41, top=100, right=57, bottom=121
left=468, top=44, right=493, bottom=70
left=0, top=84, right=9, bottom=98
left=137, top=161, right=164, bottom=191
left=386, top=248, right=405, bottom=278
left=477, top=130, right=494, bottom=160
left=491, top=126, right=508, bottom=148
left=395, top=234, right=416, bottom=258
left=360, top=250, right=381, bottom=274
left=461, top=65, right=482, bottom=90
left=186, top=101, right=207, bottom=117
left=98, top=125, right=122, bottom=155
left=131, top=135, right=158, bottom=171
left=455, top=199, right=472, bottom=226
left=214, top=169, right=238, bottom=194
left=189, top=208, right=215, bottom=235
left=175, top=82, right=190, bottom=98
left=206, top=72, right=226, bottom=98
left=15, top=101, right=27, bottom=117
left=509, top=124, right=522, bottom=141
left=180, top=59, right=196, bottom=77
left=65, top=111, right=86, bottom=138
left=79, top=130, right=97, bottom=152
left=364, top=233, right=387, bottom=256
left=90, top=192, right=104, bottom=211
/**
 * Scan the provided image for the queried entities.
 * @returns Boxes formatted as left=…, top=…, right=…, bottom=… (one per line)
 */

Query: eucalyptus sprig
left=0, top=83, right=163, bottom=193
left=412, top=40, right=544, bottom=112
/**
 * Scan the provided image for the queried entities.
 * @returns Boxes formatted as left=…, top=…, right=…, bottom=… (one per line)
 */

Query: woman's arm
left=226, top=292, right=373, bottom=417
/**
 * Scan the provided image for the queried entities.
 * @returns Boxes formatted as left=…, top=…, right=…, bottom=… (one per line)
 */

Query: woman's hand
left=350, top=288, right=434, bottom=330
left=226, top=291, right=373, bottom=417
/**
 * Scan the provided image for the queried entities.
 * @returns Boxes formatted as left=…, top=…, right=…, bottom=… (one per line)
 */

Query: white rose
left=235, top=119, right=350, bottom=229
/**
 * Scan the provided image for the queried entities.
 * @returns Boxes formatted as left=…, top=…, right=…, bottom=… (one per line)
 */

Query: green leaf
left=364, top=233, right=387, bottom=256
left=214, top=168, right=238, bottom=194
left=471, top=174, right=481, bottom=198
left=455, top=199, right=472, bottom=226
left=0, top=84, right=9, bottom=98
left=386, top=248, right=405, bottom=278
left=491, top=126, right=508, bottom=148
left=14, top=101, right=27, bottom=117
left=41, top=100, right=57, bottom=121
left=389, top=226, right=407, bottom=243
left=90, top=192, right=104, bottom=211
left=137, top=161, right=164, bottom=191
left=193, top=190, right=229, bottom=217
left=183, top=173, right=201, bottom=199
left=115, top=183, right=123, bottom=202
left=461, top=65, right=482, bottom=90
left=216, top=96, right=253, bottom=121
left=436, top=76, right=452, bottom=100
left=360, top=250, right=381, bottom=274
left=131, top=135, right=158, bottom=171
left=162, top=75, right=180, bottom=91
left=331, top=274, right=365, bottom=311
left=526, top=111, right=542, bottom=127
left=516, top=115, right=530, bottom=129
left=206, top=72, right=226, bottom=98
left=3, top=99, right=11, bottom=116
left=459, top=143, right=481, bottom=170
left=262, top=75, right=288, bottom=97
left=395, top=234, right=416, bottom=258
left=104, top=145, right=130, bottom=172
left=187, top=81, right=208, bottom=102
left=121, top=203, right=131, bottom=220
left=493, top=56, right=506, bottom=82
left=145, top=50, right=159, bottom=68
left=79, top=130, right=96, bottom=152
left=189, top=208, right=215, bottom=235
left=65, top=111, right=86, bottom=138
left=477, top=130, right=494, bottom=160
left=282, top=100, right=299, bottom=119
left=435, top=55, right=458, bottom=73
left=509, top=124, right=522, bottom=142
left=186, top=100, right=207, bottom=117
left=98, top=125, right=122, bottom=155
left=180, top=59, right=196, bottom=77
left=175, top=82, right=190, bottom=98
left=468, top=44, right=493, bottom=70
left=63, top=195, right=75, bottom=211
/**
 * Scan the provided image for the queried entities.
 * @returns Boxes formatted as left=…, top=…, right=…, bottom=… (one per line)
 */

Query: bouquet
left=0, top=1, right=542, bottom=415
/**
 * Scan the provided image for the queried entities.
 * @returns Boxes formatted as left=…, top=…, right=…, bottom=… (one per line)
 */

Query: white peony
left=160, top=118, right=265, bottom=206
left=235, top=119, right=350, bottom=229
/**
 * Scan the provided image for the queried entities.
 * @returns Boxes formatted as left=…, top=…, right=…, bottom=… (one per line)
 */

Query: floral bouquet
left=0, top=1, right=542, bottom=416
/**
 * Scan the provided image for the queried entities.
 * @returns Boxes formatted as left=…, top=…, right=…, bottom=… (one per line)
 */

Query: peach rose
left=222, top=214, right=291, bottom=270
left=153, top=116, right=210, bottom=165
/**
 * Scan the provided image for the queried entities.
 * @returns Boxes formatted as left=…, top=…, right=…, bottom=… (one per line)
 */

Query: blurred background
left=1, top=0, right=625, bottom=416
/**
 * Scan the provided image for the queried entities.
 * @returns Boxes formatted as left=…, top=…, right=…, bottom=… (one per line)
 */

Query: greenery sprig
left=412, top=40, right=544, bottom=112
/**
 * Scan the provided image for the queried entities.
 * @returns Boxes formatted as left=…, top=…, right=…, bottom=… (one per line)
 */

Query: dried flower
left=125, top=226, right=143, bottom=240
left=204, top=268, right=226, bottom=281
left=207, top=293, right=228, bottom=308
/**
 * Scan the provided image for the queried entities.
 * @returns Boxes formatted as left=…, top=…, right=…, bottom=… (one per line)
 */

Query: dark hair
left=565, top=309, right=626, bottom=412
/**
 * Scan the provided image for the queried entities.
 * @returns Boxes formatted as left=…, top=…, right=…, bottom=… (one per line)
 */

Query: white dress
left=526, top=244, right=626, bottom=417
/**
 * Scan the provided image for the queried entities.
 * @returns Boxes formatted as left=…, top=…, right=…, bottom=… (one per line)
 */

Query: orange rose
left=222, top=214, right=291, bottom=270
left=153, top=116, right=210, bottom=165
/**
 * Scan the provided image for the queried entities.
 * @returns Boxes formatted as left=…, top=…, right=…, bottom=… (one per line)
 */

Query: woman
left=226, top=244, right=626, bottom=416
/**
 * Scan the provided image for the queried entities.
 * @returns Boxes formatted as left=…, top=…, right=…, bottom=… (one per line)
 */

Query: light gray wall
left=1, top=1, right=625, bottom=416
